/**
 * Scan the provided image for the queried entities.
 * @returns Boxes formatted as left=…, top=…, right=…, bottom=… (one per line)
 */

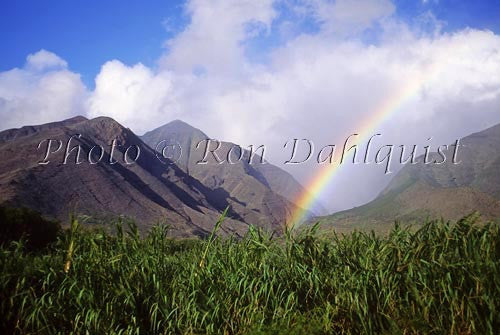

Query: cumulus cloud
left=0, top=50, right=87, bottom=130
left=25, top=49, right=68, bottom=71
left=2, top=0, right=500, bottom=211
left=159, top=0, right=276, bottom=75
left=87, top=60, right=177, bottom=130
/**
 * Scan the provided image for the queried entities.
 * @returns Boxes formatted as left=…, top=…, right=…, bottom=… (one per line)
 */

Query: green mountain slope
left=316, top=123, right=500, bottom=233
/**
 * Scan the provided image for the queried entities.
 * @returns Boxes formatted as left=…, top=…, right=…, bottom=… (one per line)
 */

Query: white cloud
left=159, top=0, right=276, bottom=75
left=0, top=50, right=87, bottom=130
left=25, top=49, right=68, bottom=71
left=87, top=60, right=179, bottom=132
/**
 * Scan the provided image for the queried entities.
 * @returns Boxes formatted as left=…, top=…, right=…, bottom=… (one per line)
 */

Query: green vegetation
left=0, top=205, right=61, bottom=251
left=1, top=213, right=499, bottom=334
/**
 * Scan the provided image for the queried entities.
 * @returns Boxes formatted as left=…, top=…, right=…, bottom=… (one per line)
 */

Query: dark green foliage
left=0, top=213, right=499, bottom=334
left=0, top=205, right=61, bottom=250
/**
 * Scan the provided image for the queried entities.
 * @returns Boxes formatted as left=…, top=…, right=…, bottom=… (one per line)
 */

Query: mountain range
left=0, top=116, right=498, bottom=237
left=0, top=116, right=316, bottom=237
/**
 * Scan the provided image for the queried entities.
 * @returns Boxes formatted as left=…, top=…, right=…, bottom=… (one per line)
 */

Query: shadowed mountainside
left=141, top=120, right=326, bottom=225
left=141, top=120, right=326, bottom=215
left=0, top=116, right=294, bottom=236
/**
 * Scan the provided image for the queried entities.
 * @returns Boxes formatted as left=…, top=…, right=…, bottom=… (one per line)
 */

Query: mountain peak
left=142, top=119, right=208, bottom=139
left=167, top=119, right=192, bottom=127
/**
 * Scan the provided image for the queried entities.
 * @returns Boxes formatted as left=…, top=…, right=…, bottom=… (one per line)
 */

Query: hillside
left=316, top=123, right=500, bottom=232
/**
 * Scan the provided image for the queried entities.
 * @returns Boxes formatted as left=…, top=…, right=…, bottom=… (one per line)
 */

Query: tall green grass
left=1, top=213, right=499, bottom=334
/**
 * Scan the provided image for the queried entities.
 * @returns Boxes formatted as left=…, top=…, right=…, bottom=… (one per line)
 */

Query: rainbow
left=288, top=61, right=441, bottom=228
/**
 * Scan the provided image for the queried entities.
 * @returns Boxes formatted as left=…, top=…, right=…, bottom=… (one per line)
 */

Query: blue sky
left=1, top=0, right=186, bottom=85
left=2, top=0, right=499, bottom=87
left=395, top=0, right=500, bottom=32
